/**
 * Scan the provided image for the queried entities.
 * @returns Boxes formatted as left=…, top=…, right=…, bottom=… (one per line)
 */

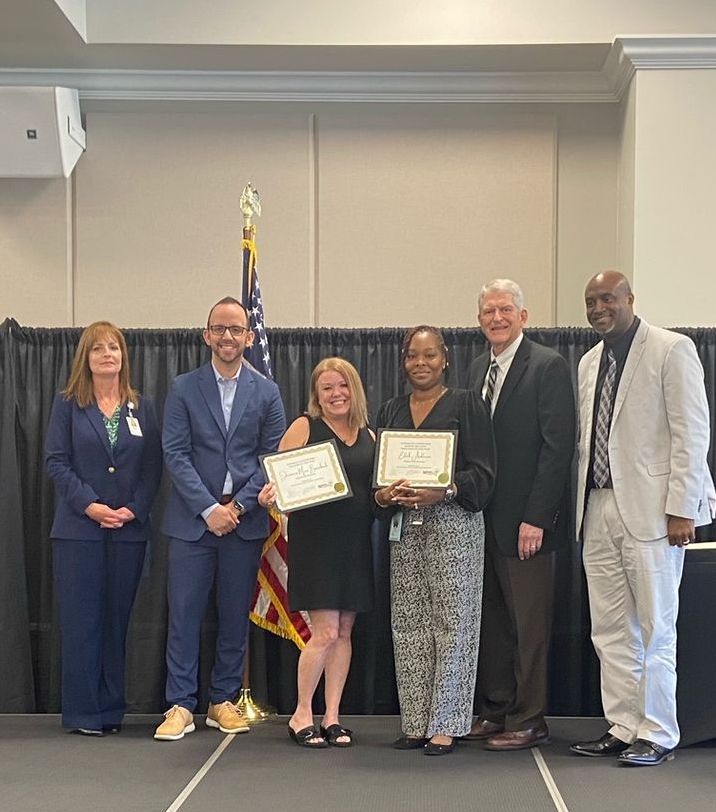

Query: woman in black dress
left=258, top=358, right=374, bottom=748
left=374, top=326, right=495, bottom=755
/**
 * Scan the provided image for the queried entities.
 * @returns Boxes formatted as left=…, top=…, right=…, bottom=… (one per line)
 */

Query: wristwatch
left=232, top=500, right=246, bottom=516
left=443, top=484, right=457, bottom=503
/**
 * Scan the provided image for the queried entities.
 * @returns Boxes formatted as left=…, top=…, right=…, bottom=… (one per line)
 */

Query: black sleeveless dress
left=287, top=417, right=375, bottom=612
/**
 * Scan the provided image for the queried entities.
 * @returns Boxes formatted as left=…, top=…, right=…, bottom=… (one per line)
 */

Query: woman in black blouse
left=374, top=325, right=495, bottom=755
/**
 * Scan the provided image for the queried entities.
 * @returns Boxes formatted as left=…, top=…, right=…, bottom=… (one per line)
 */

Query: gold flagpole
left=233, top=181, right=276, bottom=725
left=236, top=650, right=276, bottom=724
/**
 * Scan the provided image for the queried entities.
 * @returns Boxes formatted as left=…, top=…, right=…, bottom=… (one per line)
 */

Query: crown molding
left=602, top=36, right=716, bottom=100
left=1, top=37, right=715, bottom=103
left=0, top=67, right=616, bottom=103
left=602, top=40, right=635, bottom=100
left=616, top=35, right=716, bottom=69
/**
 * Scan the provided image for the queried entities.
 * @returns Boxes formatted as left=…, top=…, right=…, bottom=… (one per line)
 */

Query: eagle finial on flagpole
left=240, top=182, right=261, bottom=228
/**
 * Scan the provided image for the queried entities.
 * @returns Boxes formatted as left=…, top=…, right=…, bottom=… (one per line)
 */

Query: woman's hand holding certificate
left=372, top=429, right=457, bottom=489
left=260, top=439, right=352, bottom=513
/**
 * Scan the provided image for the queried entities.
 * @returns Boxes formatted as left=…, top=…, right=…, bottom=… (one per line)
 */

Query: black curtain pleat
left=2, top=317, right=715, bottom=718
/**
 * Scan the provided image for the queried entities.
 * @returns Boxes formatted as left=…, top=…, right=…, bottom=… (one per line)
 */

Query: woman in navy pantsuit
left=45, top=321, right=162, bottom=735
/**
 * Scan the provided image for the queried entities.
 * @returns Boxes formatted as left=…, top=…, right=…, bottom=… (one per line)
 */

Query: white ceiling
left=0, top=1, right=714, bottom=102
left=1, top=1, right=614, bottom=72
left=56, top=0, right=716, bottom=47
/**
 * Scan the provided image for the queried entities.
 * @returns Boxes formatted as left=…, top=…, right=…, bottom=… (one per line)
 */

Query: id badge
left=126, top=416, right=143, bottom=437
left=388, top=511, right=404, bottom=542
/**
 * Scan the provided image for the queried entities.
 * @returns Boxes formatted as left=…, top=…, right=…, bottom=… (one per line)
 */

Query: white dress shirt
left=481, top=332, right=524, bottom=414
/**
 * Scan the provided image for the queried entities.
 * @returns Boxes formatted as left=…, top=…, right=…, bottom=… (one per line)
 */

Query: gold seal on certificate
left=372, top=429, right=458, bottom=488
left=260, top=439, right=352, bottom=513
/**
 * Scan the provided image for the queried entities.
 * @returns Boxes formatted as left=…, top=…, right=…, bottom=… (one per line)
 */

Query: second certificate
left=261, top=439, right=353, bottom=513
left=373, top=429, right=457, bottom=488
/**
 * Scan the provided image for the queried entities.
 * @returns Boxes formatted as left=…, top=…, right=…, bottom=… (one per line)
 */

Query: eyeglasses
left=208, top=325, right=248, bottom=337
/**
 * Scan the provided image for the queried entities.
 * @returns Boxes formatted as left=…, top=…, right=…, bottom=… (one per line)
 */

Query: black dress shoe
left=570, top=733, right=629, bottom=757
left=617, top=739, right=675, bottom=767
left=424, top=737, right=455, bottom=756
left=393, top=735, right=428, bottom=750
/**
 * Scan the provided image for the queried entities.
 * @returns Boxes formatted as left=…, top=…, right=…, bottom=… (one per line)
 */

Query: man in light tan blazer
left=571, top=271, right=715, bottom=766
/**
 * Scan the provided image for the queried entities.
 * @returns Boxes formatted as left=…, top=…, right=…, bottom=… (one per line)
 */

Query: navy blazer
left=161, top=361, right=286, bottom=543
left=45, top=394, right=163, bottom=541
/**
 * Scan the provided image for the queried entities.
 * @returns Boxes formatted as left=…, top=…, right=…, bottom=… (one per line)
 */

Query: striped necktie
left=592, top=348, right=616, bottom=488
left=484, top=361, right=498, bottom=414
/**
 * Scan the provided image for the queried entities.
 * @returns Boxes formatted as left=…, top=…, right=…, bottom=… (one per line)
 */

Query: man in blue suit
left=155, top=297, right=286, bottom=741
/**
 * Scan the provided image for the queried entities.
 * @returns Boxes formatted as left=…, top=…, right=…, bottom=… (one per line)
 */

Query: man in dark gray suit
left=466, top=279, right=575, bottom=750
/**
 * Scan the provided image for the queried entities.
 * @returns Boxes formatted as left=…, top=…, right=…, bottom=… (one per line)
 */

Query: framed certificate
left=260, top=439, right=352, bottom=513
left=372, top=429, right=458, bottom=488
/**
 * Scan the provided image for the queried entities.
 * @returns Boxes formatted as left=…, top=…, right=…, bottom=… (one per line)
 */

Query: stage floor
left=1, top=715, right=714, bottom=812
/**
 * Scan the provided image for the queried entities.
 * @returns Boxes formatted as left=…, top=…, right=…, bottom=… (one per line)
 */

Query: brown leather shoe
left=484, top=724, right=550, bottom=750
left=463, top=718, right=504, bottom=741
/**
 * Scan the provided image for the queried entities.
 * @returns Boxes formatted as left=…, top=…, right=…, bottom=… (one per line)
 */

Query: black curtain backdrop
left=2, top=318, right=715, bottom=718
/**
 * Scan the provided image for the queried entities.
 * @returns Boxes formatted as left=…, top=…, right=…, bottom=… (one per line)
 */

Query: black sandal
left=287, top=723, right=328, bottom=748
left=320, top=724, right=353, bottom=747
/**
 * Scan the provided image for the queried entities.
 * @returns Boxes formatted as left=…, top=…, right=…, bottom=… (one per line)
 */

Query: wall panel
left=74, top=104, right=312, bottom=327
left=318, top=107, right=556, bottom=327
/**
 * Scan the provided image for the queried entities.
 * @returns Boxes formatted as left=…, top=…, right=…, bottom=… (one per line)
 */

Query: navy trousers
left=52, top=537, right=146, bottom=730
left=165, top=532, right=263, bottom=712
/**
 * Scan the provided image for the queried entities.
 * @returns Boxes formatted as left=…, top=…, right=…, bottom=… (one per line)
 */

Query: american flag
left=242, top=237, right=273, bottom=378
left=242, top=232, right=311, bottom=648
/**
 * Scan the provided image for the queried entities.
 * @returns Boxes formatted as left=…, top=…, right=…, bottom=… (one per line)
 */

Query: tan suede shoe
left=154, top=705, right=195, bottom=741
left=206, top=701, right=250, bottom=734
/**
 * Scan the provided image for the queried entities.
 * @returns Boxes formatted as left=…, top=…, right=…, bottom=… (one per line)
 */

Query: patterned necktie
left=484, top=361, right=498, bottom=414
left=592, top=348, right=616, bottom=488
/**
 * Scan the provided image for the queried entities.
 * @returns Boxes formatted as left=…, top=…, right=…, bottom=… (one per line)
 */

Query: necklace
left=322, top=417, right=356, bottom=446
left=410, top=386, right=447, bottom=427
left=410, top=386, right=447, bottom=406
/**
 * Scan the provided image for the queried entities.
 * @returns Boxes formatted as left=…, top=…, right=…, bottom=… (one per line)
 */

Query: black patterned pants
left=390, top=503, right=484, bottom=738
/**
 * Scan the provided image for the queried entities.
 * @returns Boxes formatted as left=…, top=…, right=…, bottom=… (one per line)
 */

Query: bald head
left=586, top=271, right=632, bottom=298
left=584, top=270, right=635, bottom=340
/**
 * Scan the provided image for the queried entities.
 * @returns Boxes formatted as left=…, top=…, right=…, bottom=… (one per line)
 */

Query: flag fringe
left=250, top=567, right=308, bottom=650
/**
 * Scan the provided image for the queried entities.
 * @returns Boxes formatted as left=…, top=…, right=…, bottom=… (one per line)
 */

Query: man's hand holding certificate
left=261, top=439, right=352, bottom=513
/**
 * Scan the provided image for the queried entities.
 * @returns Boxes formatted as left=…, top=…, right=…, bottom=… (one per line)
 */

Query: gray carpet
left=0, top=715, right=713, bottom=812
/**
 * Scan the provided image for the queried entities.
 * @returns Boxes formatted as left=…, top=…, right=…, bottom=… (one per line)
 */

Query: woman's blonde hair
left=63, top=321, right=139, bottom=408
left=306, top=357, right=368, bottom=430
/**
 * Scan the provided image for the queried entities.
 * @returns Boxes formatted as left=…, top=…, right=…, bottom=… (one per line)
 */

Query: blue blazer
left=161, top=361, right=286, bottom=543
left=45, top=395, right=163, bottom=541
